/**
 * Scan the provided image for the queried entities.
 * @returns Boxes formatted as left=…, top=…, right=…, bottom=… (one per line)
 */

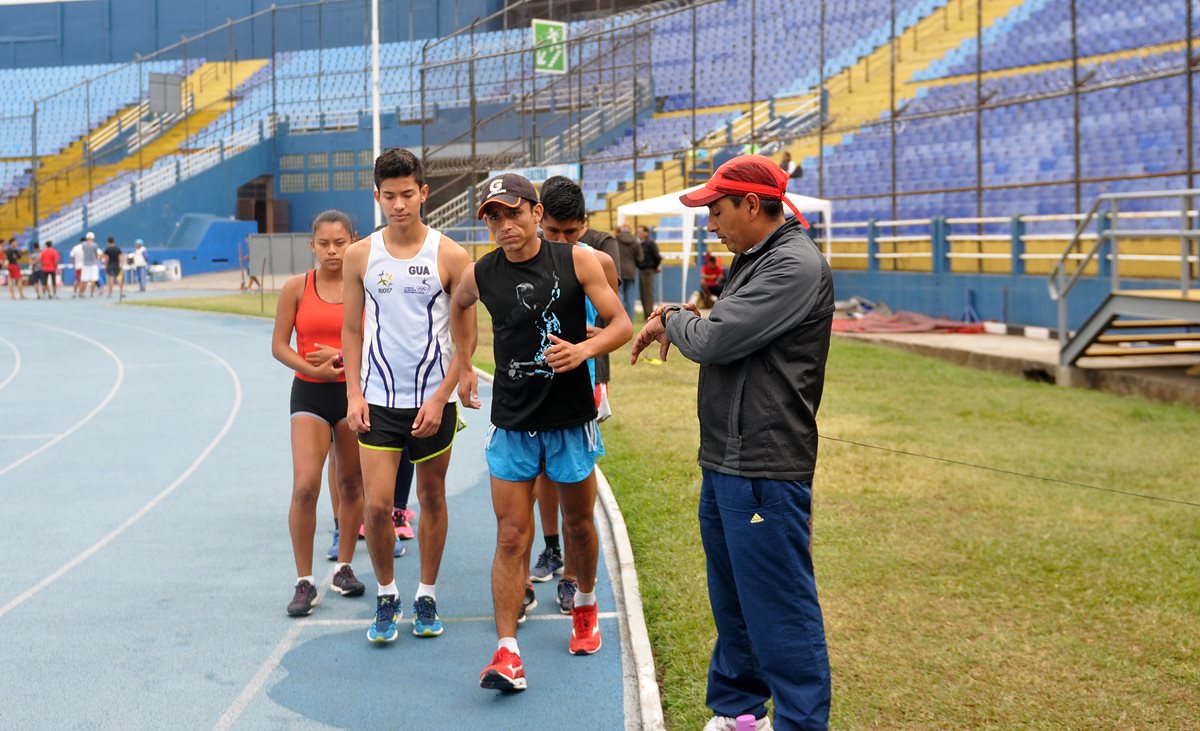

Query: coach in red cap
left=632, top=154, right=835, bottom=730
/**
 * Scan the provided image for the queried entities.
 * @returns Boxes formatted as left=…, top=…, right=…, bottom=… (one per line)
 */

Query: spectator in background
left=781, top=151, right=803, bottom=181
left=636, top=225, right=661, bottom=321
left=29, top=242, right=42, bottom=300
left=699, top=252, right=724, bottom=308
left=103, top=236, right=123, bottom=299
left=80, top=232, right=101, bottom=298
left=5, top=238, right=24, bottom=300
left=132, top=240, right=149, bottom=292
left=614, top=223, right=642, bottom=320
left=39, top=241, right=59, bottom=299
left=70, top=237, right=85, bottom=298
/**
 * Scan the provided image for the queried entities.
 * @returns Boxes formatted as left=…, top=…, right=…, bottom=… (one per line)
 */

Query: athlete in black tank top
left=474, top=238, right=596, bottom=431
left=450, top=173, right=633, bottom=691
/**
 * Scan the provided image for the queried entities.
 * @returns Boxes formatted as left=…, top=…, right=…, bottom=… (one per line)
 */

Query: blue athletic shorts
left=485, top=420, right=604, bottom=484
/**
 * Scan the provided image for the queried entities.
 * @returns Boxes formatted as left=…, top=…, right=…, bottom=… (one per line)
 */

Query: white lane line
left=0, top=328, right=242, bottom=620
left=0, top=325, right=124, bottom=478
left=0, top=434, right=60, bottom=440
left=0, top=334, right=19, bottom=392
left=213, top=607, right=618, bottom=731
left=302, top=611, right=619, bottom=628
left=212, top=624, right=305, bottom=731
left=213, top=565, right=338, bottom=731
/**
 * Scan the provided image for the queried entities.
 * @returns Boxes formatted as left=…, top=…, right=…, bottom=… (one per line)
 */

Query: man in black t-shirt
left=450, top=173, right=631, bottom=693
left=103, top=237, right=123, bottom=299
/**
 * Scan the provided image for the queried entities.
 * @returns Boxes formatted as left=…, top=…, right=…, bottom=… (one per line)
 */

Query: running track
left=0, top=299, right=637, bottom=730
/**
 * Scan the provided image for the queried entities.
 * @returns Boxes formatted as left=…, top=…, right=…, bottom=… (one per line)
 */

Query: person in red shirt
left=271, top=209, right=367, bottom=617
left=700, top=252, right=724, bottom=308
left=39, top=241, right=60, bottom=299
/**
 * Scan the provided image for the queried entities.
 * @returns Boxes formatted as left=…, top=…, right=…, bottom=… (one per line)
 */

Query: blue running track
left=0, top=299, right=630, bottom=730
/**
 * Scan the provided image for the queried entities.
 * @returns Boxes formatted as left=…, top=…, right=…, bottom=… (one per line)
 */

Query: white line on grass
left=0, top=327, right=242, bottom=620
left=0, top=325, right=124, bottom=478
left=0, top=334, right=20, bottom=392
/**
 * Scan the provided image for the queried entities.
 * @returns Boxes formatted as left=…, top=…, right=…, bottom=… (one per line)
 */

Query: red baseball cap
left=679, top=154, right=809, bottom=228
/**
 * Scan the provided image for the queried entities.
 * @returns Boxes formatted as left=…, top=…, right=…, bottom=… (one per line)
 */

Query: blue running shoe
left=326, top=529, right=339, bottom=561
left=367, top=594, right=401, bottom=643
left=393, top=537, right=406, bottom=558
left=412, top=595, right=444, bottom=637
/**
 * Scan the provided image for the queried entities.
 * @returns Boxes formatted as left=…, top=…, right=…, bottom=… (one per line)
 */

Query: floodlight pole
left=371, top=0, right=382, bottom=227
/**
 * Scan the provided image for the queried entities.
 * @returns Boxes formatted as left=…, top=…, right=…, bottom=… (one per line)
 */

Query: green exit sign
left=532, top=19, right=568, bottom=74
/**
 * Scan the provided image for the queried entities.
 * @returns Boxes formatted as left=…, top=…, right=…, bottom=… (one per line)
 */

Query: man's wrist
left=659, top=305, right=682, bottom=329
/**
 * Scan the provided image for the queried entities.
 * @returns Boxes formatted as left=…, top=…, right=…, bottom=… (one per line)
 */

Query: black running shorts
left=358, top=401, right=460, bottom=462
left=290, top=377, right=348, bottom=426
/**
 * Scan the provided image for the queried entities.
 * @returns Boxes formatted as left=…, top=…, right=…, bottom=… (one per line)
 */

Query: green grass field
left=139, top=294, right=1200, bottom=729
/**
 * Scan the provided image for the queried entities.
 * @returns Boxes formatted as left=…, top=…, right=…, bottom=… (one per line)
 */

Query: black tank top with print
left=475, top=239, right=596, bottom=431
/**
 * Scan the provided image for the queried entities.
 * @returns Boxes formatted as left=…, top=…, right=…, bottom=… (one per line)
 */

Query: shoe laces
left=573, top=604, right=595, bottom=632
left=392, top=509, right=407, bottom=528
left=534, top=546, right=555, bottom=570
left=558, top=578, right=578, bottom=603
left=375, top=594, right=397, bottom=625
left=414, top=595, right=437, bottom=623
left=292, top=581, right=312, bottom=603
left=336, top=565, right=353, bottom=582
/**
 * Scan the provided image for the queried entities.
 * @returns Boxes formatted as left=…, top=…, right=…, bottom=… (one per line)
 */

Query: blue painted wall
left=0, top=0, right=501, bottom=68
left=60, top=140, right=273, bottom=266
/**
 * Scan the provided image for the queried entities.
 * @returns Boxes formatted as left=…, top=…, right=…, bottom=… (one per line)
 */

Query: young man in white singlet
left=342, top=148, right=473, bottom=644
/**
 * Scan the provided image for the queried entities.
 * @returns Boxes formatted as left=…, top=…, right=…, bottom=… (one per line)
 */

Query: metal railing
left=1047, top=189, right=1200, bottom=349
left=37, top=116, right=276, bottom=244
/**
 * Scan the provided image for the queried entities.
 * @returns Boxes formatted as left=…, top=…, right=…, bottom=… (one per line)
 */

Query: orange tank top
left=294, top=270, right=345, bottom=383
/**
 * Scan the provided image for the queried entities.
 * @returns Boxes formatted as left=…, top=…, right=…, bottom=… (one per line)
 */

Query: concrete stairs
left=0, top=59, right=266, bottom=238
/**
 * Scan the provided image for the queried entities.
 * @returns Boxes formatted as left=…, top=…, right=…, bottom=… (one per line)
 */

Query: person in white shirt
left=132, top=240, right=149, bottom=292
left=69, top=237, right=85, bottom=298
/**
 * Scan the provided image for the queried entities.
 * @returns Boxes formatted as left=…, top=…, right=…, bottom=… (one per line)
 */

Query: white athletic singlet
left=360, top=225, right=453, bottom=408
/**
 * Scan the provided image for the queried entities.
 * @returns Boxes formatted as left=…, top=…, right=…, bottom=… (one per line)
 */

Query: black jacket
left=664, top=218, right=834, bottom=479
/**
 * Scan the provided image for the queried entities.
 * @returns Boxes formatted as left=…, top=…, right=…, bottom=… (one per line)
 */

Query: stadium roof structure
left=617, top=186, right=833, bottom=303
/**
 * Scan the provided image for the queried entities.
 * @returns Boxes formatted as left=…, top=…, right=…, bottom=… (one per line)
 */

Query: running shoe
left=287, top=580, right=319, bottom=617
left=556, top=577, right=578, bottom=615
left=518, top=582, right=537, bottom=625
left=393, top=537, right=406, bottom=558
left=325, top=529, right=339, bottom=561
left=529, top=545, right=564, bottom=583
left=569, top=603, right=602, bottom=655
left=367, top=594, right=401, bottom=643
left=412, top=596, right=444, bottom=637
left=479, top=647, right=526, bottom=692
left=702, top=715, right=775, bottom=731
left=330, top=565, right=365, bottom=597
left=393, top=508, right=415, bottom=540
left=358, top=523, right=366, bottom=540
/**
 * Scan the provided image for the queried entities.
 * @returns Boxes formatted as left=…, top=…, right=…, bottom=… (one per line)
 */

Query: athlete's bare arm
left=544, top=247, right=632, bottom=373
left=341, top=238, right=370, bottom=433
left=449, top=262, right=481, bottom=409
left=592, top=249, right=618, bottom=294
left=271, top=274, right=343, bottom=381
left=409, top=236, right=473, bottom=437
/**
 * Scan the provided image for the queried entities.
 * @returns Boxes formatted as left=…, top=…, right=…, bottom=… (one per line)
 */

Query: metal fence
left=3, top=0, right=1196, bottom=265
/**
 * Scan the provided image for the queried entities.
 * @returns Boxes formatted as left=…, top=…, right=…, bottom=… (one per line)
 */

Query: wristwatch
left=658, top=305, right=682, bottom=329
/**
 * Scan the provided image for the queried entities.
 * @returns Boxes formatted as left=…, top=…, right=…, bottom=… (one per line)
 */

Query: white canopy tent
left=616, top=185, right=833, bottom=303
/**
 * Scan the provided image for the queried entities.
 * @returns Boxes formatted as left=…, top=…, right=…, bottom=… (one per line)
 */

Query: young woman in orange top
left=271, top=210, right=367, bottom=616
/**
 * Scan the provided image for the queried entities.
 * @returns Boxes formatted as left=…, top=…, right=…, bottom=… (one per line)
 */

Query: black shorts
left=290, top=377, right=348, bottom=426
left=358, top=401, right=460, bottom=463
left=106, top=266, right=121, bottom=279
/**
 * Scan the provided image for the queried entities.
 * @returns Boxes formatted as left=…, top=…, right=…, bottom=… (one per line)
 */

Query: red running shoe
left=569, top=604, right=602, bottom=655
left=479, top=647, right=526, bottom=691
